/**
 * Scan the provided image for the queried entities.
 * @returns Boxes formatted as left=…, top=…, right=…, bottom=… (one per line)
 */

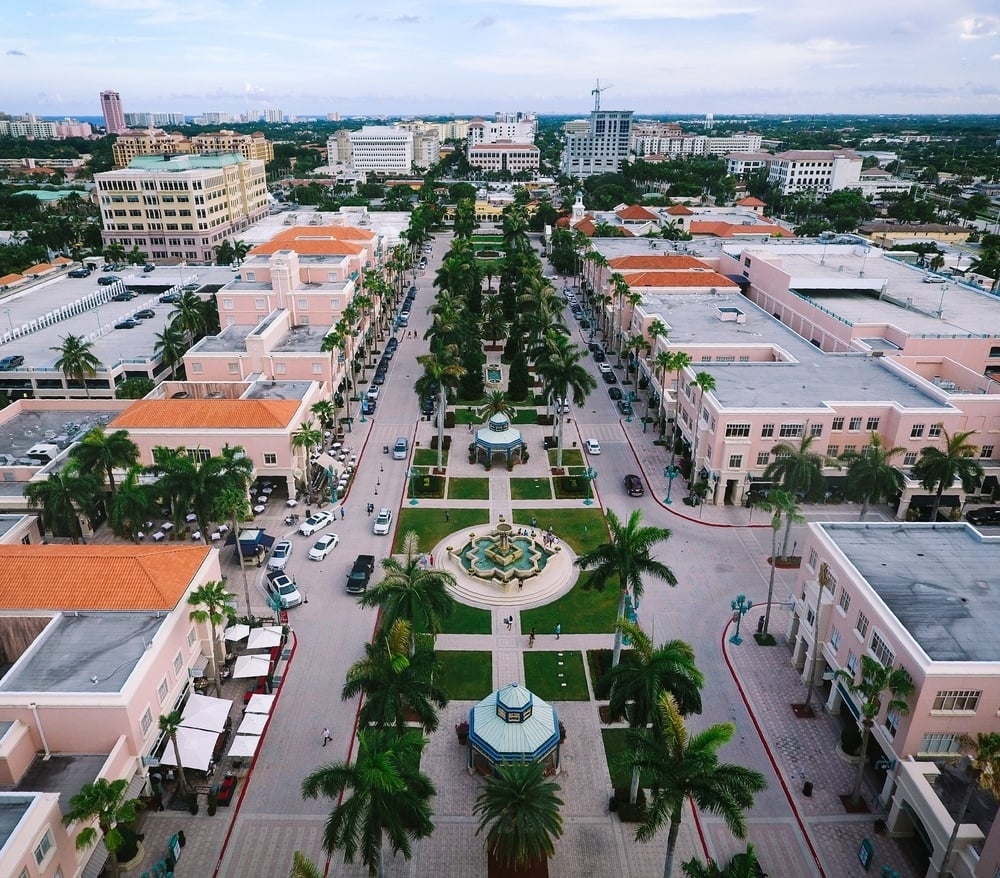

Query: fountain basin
left=486, top=365, right=502, bottom=384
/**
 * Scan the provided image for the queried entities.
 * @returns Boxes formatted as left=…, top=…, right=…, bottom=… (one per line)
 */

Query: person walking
left=445, top=510, right=451, bottom=522
left=554, top=622, right=561, bottom=640
left=528, top=627, right=536, bottom=648
left=322, top=727, right=332, bottom=747
left=340, top=506, right=345, bottom=519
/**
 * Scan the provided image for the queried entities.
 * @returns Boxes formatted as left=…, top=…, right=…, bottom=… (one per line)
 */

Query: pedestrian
left=445, top=509, right=451, bottom=522
left=518, top=580, right=523, bottom=591
left=340, top=506, right=345, bottom=519
left=468, top=421, right=473, bottom=432
left=555, top=622, right=561, bottom=640
left=529, top=627, right=536, bottom=648
left=322, top=727, right=332, bottom=747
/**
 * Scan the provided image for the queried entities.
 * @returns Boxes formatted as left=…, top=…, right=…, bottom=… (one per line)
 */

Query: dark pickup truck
left=346, top=554, right=376, bottom=594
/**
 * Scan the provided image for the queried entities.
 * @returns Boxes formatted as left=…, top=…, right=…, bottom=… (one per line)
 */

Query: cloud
left=7, top=49, right=26, bottom=56
left=475, top=16, right=496, bottom=28
left=958, top=15, right=1000, bottom=39
left=395, top=15, right=420, bottom=24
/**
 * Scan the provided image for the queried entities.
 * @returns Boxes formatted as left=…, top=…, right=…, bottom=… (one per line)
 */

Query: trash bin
left=757, top=617, right=765, bottom=635
left=803, top=780, right=813, bottom=797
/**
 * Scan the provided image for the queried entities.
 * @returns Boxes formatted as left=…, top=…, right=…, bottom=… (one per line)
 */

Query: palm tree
left=63, top=777, right=142, bottom=876
left=290, top=420, right=323, bottom=498
left=71, top=426, right=139, bottom=496
left=938, top=733, right=1000, bottom=878
left=188, top=580, right=236, bottom=697
left=159, top=710, right=190, bottom=797
left=763, top=433, right=825, bottom=556
left=478, top=390, right=514, bottom=423
left=473, top=761, right=564, bottom=874
left=109, top=465, right=156, bottom=542
left=24, top=463, right=100, bottom=543
left=535, top=338, right=596, bottom=468
left=754, top=490, right=803, bottom=635
left=342, top=619, right=448, bottom=733
left=416, top=347, right=465, bottom=469
left=360, top=532, right=457, bottom=655
left=687, top=371, right=717, bottom=486
left=301, top=726, right=435, bottom=878
left=577, top=510, right=677, bottom=668
left=666, top=351, right=692, bottom=451
left=289, top=851, right=323, bottom=878
left=602, top=620, right=704, bottom=805
left=834, top=656, right=914, bottom=807
left=682, top=844, right=762, bottom=878
left=310, top=399, right=337, bottom=433
left=843, top=433, right=905, bottom=520
left=912, top=427, right=984, bottom=522
left=52, top=333, right=101, bottom=397
left=630, top=693, right=767, bottom=878
left=103, top=242, right=127, bottom=264
left=153, top=322, right=187, bottom=379
left=170, top=289, right=208, bottom=344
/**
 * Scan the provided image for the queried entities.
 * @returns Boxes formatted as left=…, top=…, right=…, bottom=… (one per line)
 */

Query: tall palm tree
left=478, top=390, right=514, bottom=423
left=763, top=433, right=825, bottom=556
left=416, top=347, right=465, bottom=469
left=188, top=580, right=236, bottom=697
left=843, top=433, right=905, bottom=520
left=52, top=333, right=101, bottom=397
left=342, top=619, right=448, bottom=733
left=63, top=777, right=142, bottom=877
left=310, top=399, right=337, bottom=433
left=24, top=463, right=100, bottom=543
left=103, top=242, right=127, bottom=264
left=938, top=733, right=1000, bottom=878
left=535, top=337, right=596, bottom=468
left=576, top=510, right=677, bottom=668
left=666, top=351, right=692, bottom=453
left=912, top=427, right=984, bottom=522
left=109, top=465, right=156, bottom=542
left=602, top=620, right=704, bottom=804
left=754, top=490, right=803, bottom=635
left=158, top=710, right=190, bottom=797
left=682, top=844, right=762, bottom=878
left=687, top=371, right=717, bottom=486
left=630, top=693, right=767, bottom=878
left=473, top=761, right=564, bottom=875
left=153, top=322, right=187, bottom=379
left=170, top=289, right=208, bottom=344
left=71, top=426, right=139, bottom=496
left=360, top=532, right=457, bottom=655
left=834, top=656, right=914, bottom=807
left=301, top=727, right=435, bottom=878
left=290, top=420, right=323, bottom=498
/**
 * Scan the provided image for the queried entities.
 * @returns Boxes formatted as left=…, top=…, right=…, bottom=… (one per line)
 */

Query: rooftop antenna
left=591, top=79, right=613, bottom=112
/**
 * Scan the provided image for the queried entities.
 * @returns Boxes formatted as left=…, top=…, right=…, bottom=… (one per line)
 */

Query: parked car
left=593, top=349, right=606, bottom=363
left=299, top=510, right=334, bottom=536
left=421, top=396, right=436, bottom=416
left=159, top=292, right=181, bottom=304
left=372, top=370, right=387, bottom=386
left=624, top=474, right=645, bottom=497
left=142, top=263, right=156, bottom=272
left=598, top=362, right=612, bottom=374
left=114, top=318, right=139, bottom=329
left=393, top=437, right=408, bottom=459
left=265, top=570, right=303, bottom=608
left=181, top=283, right=200, bottom=291
left=346, top=554, right=376, bottom=594
left=967, top=507, right=1000, bottom=526
left=98, top=275, right=121, bottom=286
left=367, top=386, right=380, bottom=401
left=68, top=268, right=91, bottom=278
left=0, top=355, right=25, bottom=370
left=360, top=398, right=376, bottom=415
left=373, top=507, right=393, bottom=535
left=308, top=532, right=340, bottom=560
left=617, top=399, right=634, bottom=416
left=602, top=371, right=618, bottom=385
left=588, top=342, right=602, bottom=353
left=585, top=438, right=601, bottom=455
left=134, top=308, right=156, bottom=319
left=386, top=337, right=399, bottom=353
left=111, top=290, right=137, bottom=301
left=267, top=540, right=293, bottom=570
left=608, top=387, right=623, bottom=401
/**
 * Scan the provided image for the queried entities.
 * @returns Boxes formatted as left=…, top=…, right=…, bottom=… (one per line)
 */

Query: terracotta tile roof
left=110, top=399, right=301, bottom=431
left=616, top=205, right=659, bottom=221
left=573, top=217, right=597, bottom=236
left=623, top=271, right=739, bottom=289
left=0, top=544, right=211, bottom=611
left=52, top=256, right=74, bottom=265
left=736, top=197, right=766, bottom=207
left=689, top=221, right=791, bottom=239
left=609, top=255, right=706, bottom=270
left=249, top=225, right=373, bottom=257
left=23, top=263, right=55, bottom=276
left=666, top=205, right=694, bottom=216
left=0, top=273, right=24, bottom=285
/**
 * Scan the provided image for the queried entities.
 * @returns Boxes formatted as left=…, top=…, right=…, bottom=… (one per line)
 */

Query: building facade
left=561, top=110, right=633, bottom=179
left=99, top=90, right=127, bottom=134
left=767, top=149, right=863, bottom=195
left=113, top=131, right=274, bottom=168
left=347, top=127, right=414, bottom=173
left=467, top=143, right=540, bottom=173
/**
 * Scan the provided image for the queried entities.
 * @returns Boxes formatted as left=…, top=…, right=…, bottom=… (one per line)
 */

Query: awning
left=228, top=734, right=261, bottom=759
left=189, top=655, right=210, bottom=679
left=233, top=654, right=272, bottom=679
left=246, top=626, right=283, bottom=650
left=908, top=494, right=961, bottom=509
left=982, top=475, right=998, bottom=493
left=238, top=713, right=268, bottom=736
left=181, top=693, right=233, bottom=733
left=224, top=624, right=251, bottom=642
left=245, top=693, right=276, bottom=715
left=157, top=726, right=218, bottom=772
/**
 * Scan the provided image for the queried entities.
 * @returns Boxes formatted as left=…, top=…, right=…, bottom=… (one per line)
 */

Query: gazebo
left=467, top=683, right=561, bottom=775
left=473, top=413, right=526, bottom=469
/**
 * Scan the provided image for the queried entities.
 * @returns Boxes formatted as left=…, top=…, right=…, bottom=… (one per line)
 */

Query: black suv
left=0, top=354, right=25, bottom=370
left=68, top=268, right=91, bottom=278
left=624, top=474, right=645, bottom=497
left=347, top=554, right=376, bottom=593
left=967, top=507, right=1000, bottom=526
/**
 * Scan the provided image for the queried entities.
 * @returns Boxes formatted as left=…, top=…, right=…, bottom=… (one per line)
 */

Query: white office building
left=767, top=149, right=863, bottom=196
left=561, top=109, right=633, bottom=179
left=348, top=126, right=414, bottom=173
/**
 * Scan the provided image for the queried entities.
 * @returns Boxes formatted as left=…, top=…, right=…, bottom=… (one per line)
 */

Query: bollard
left=803, top=780, right=813, bottom=797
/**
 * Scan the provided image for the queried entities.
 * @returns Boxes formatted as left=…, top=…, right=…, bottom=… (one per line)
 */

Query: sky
left=3, top=0, right=1000, bottom=118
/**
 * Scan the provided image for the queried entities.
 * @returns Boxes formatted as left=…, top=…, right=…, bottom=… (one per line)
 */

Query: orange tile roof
left=0, top=273, right=24, bottom=285
left=666, top=205, right=694, bottom=216
left=249, top=225, right=374, bottom=257
left=0, top=545, right=211, bottom=611
left=736, top=197, right=766, bottom=207
left=689, top=221, right=791, bottom=238
left=23, top=263, right=55, bottom=276
left=573, top=217, right=597, bottom=236
left=110, top=399, right=301, bottom=431
left=52, top=256, right=74, bottom=265
left=610, top=255, right=707, bottom=270
left=616, top=205, right=659, bottom=221
left=623, top=271, right=739, bottom=288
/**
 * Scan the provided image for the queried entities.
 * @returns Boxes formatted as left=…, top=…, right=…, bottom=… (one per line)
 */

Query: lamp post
left=730, top=594, right=753, bottom=645
left=663, top=464, right=680, bottom=505
left=583, top=466, right=597, bottom=506
left=408, top=467, right=419, bottom=505
left=2, top=308, right=12, bottom=336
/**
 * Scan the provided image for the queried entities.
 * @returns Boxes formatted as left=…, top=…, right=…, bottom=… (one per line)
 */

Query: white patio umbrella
left=246, top=626, right=284, bottom=650
left=232, top=654, right=272, bottom=679
left=224, top=624, right=252, bottom=642
left=157, top=726, right=217, bottom=772
left=245, top=693, right=276, bottom=715
left=180, top=694, right=233, bottom=733
left=238, top=713, right=268, bottom=736
left=228, top=734, right=261, bottom=759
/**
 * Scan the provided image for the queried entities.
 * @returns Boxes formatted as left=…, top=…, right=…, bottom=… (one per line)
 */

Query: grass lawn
left=393, top=507, right=490, bottom=553
left=510, top=408, right=539, bottom=425
left=408, top=474, right=445, bottom=499
left=414, top=448, right=447, bottom=467
left=511, top=507, right=607, bottom=555
left=523, top=650, right=590, bottom=701
left=554, top=474, right=590, bottom=500
left=548, top=448, right=584, bottom=467
left=436, top=650, right=493, bottom=700
left=413, top=602, right=493, bottom=636
left=509, top=477, right=552, bottom=501
left=448, top=477, right=490, bottom=500
left=602, top=728, right=653, bottom=790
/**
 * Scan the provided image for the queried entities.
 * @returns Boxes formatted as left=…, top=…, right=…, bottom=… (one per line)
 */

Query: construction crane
left=591, top=79, right=613, bottom=112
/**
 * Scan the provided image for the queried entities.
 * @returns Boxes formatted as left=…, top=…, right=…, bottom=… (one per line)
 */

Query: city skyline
left=2, top=0, right=999, bottom=118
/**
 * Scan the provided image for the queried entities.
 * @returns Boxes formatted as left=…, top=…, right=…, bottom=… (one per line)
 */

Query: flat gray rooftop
left=0, top=795, right=32, bottom=846
left=242, top=380, right=312, bottom=401
left=271, top=324, right=333, bottom=352
left=0, top=408, right=115, bottom=465
left=193, top=325, right=253, bottom=354
left=820, top=522, right=1000, bottom=662
left=646, top=293, right=948, bottom=410
left=2, top=754, right=108, bottom=816
left=0, top=515, right=27, bottom=538
left=0, top=613, right=166, bottom=693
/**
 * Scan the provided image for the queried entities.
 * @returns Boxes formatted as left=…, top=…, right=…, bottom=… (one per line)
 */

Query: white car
left=373, top=508, right=393, bottom=535
left=299, top=510, right=334, bottom=536
left=267, top=540, right=293, bottom=571
left=308, top=532, right=340, bottom=561
left=265, top=571, right=303, bottom=608
left=598, top=362, right=612, bottom=374
left=585, top=439, right=602, bottom=455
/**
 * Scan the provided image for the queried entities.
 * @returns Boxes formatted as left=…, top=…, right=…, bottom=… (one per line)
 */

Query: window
left=312, top=363, right=323, bottom=375
left=808, top=548, right=818, bottom=569
left=903, top=452, right=918, bottom=466
left=919, top=733, right=962, bottom=755
left=806, top=607, right=815, bottom=627
left=911, top=424, right=925, bottom=439
left=884, top=709, right=900, bottom=737
left=846, top=649, right=858, bottom=675
left=173, top=651, right=183, bottom=674
left=158, top=678, right=168, bottom=703
left=932, top=690, right=981, bottom=712
left=760, top=423, right=774, bottom=438
left=869, top=631, right=895, bottom=668
left=275, top=362, right=286, bottom=375
left=191, top=362, right=203, bottom=374
left=140, top=707, right=153, bottom=736
left=830, top=627, right=842, bottom=651
left=188, top=628, right=197, bottom=647
left=849, top=417, right=863, bottom=431
left=827, top=445, right=839, bottom=457
left=254, top=297, right=266, bottom=310
left=726, top=423, right=750, bottom=438
left=756, top=452, right=770, bottom=466
left=929, top=424, right=942, bottom=438
left=728, top=454, right=743, bottom=468
left=838, top=588, right=851, bottom=614
left=843, top=444, right=857, bottom=454
left=263, top=453, right=277, bottom=465
left=228, top=362, right=240, bottom=375
left=779, top=423, right=804, bottom=438
left=832, top=417, right=844, bottom=431
left=855, top=611, right=870, bottom=639
left=866, top=417, right=880, bottom=430
left=34, top=830, right=53, bottom=865
left=186, top=448, right=211, bottom=463
left=982, top=445, right=995, bottom=459
left=810, top=423, right=823, bottom=438
left=223, top=298, right=233, bottom=310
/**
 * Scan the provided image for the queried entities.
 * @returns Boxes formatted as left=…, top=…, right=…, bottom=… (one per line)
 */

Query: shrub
left=430, top=435, right=452, bottom=451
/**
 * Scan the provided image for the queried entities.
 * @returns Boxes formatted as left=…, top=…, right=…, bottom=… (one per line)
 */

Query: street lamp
left=730, top=594, right=753, bottom=645
left=583, top=466, right=597, bottom=505
left=663, top=465, right=680, bottom=505
left=408, top=467, right=419, bottom=505
left=2, top=308, right=12, bottom=336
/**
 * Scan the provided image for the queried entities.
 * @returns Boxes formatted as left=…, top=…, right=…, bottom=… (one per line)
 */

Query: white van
left=393, top=437, right=409, bottom=459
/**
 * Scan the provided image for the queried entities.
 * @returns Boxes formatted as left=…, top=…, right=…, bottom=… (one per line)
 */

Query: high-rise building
left=347, top=126, right=414, bottom=173
left=100, top=90, right=127, bottom=134
left=561, top=108, right=633, bottom=179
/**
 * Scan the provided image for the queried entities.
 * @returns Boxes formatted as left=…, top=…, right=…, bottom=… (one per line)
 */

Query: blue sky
left=4, top=0, right=1000, bottom=118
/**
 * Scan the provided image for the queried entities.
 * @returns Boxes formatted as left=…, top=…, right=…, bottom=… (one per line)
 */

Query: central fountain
left=450, top=517, right=555, bottom=590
